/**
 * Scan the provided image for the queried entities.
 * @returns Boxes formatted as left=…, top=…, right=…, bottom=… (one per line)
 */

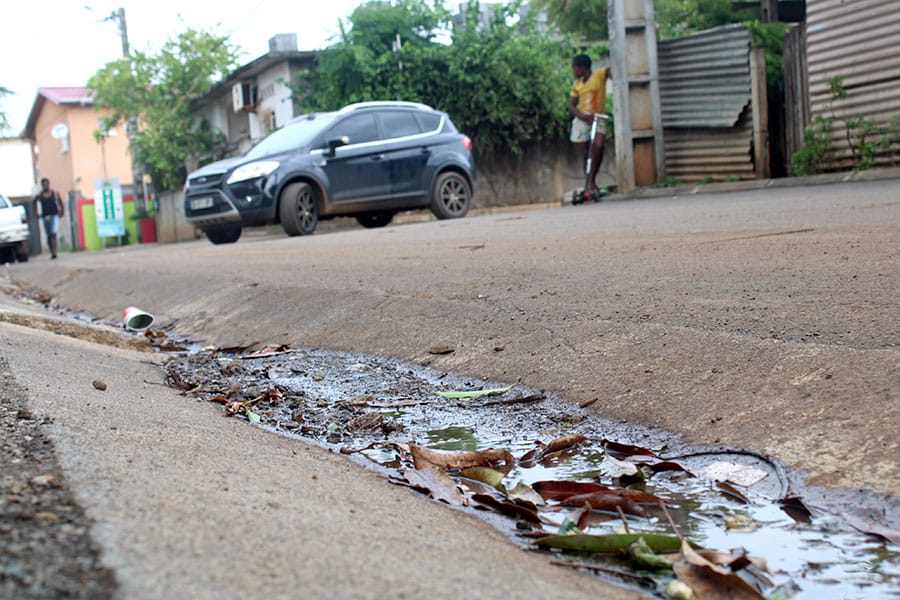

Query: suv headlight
left=227, top=161, right=280, bottom=184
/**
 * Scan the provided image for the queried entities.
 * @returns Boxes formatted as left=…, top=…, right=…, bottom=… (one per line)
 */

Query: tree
left=88, top=28, right=240, bottom=191
left=528, top=0, right=758, bottom=41
left=529, top=0, right=608, bottom=41
left=297, top=0, right=576, bottom=159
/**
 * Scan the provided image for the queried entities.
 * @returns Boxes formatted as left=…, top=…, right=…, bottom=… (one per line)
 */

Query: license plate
left=189, top=196, right=214, bottom=210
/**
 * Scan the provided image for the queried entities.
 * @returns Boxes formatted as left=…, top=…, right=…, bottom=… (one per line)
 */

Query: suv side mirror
left=324, top=136, right=350, bottom=158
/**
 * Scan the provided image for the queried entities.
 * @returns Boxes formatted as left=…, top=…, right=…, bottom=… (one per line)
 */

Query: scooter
left=571, top=113, right=611, bottom=205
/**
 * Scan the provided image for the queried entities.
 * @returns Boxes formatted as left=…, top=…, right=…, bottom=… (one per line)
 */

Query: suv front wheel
left=280, top=182, right=319, bottom=236
left=430, top=172, right=471, bottom=220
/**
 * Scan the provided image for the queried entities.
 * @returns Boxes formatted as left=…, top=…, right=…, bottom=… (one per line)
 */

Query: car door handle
left=420, top=148, right=431, bottom=155
left=370, top=154, right=385, bottom=161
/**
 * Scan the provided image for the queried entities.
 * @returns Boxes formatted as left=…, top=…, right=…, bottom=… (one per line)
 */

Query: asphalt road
left=2, top=176, right=898, bottom=596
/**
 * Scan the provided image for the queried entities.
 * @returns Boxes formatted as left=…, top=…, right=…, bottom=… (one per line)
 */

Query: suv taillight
left=20, top=214, right=27, bottom=225
left=461, top=135, right=472, bottom=152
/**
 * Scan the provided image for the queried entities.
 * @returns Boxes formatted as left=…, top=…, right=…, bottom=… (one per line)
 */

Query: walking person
left=33, top=178, right=65, bottom=259
left=568, top=53, right=611, bottom=193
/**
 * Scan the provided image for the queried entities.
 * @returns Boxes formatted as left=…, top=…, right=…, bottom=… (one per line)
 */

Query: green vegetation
left=88, top=28, right=241, bottom=191
left=296, top=0, right=579, bottom=160
left=790, top=76, right=900, bottom=175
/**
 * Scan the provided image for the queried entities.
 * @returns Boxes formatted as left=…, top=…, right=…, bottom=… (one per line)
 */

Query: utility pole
left=761, top=0, right=778, bottom=23
left=105, top=8, right=147, bottom=219
left=114, top=7, right=129, bottom=56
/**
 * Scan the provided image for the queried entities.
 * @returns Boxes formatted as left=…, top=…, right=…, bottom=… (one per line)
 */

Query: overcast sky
left=0, top=0, right=367, bottom=135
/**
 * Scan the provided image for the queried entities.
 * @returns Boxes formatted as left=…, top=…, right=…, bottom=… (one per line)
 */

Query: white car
left=0, top=191, right=30, bottom=263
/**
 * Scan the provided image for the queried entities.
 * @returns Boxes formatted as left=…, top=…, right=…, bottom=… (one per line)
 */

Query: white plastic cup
left=123, top=306, right=154, bottom=331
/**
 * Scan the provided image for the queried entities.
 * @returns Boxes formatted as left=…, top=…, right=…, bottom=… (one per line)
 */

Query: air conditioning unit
left=232, top=81, right=258, bottom=113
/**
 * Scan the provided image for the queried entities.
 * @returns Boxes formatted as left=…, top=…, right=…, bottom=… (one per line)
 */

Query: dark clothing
left=34, top=191, right=63, bottom=218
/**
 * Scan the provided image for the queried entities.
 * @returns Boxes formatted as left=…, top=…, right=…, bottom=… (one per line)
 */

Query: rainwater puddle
left=162, top=345, right=898, bottom=599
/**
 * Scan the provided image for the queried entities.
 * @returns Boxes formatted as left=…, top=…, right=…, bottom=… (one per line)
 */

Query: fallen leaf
left=340, top=440, right=411, bottom=456
left=471, top=493, right=543, bottom=524
left=519, top=435, right=588, bottom=466
left=601, top=439, right=660, bottom=458
left=245, top=407, right=261, bottom=424
left=695, top=549, right=768, bottom=573
left=779, top=496, right=813, bottom=524
left=507, top=481, right=545, bottom=509
left=535, top=533, right=683, bottom=554
left=599, top=455, right=642, bottom=479
left=532, top=480, right=664, bottom=504
left=460, top=467, right=507, bottom=493
left=674, top=540, right=766, bottom=600
left=345, top=412, right=384, bottom=432
left=435, top=383, right=515, bottom=399
left=843, top=511, right=900, bottom=545
left=702, top=461, right=768, bottom=487
left=558, top=492, right=649, bottom=517
left=716, top=482, right=750, bottom=504
left=397, top=466, right=467, bottom=506
left=409, top=443, right=515, bottom=470
left=627, top=537, right=673, bottom=570
left=241, top=344, right=291, bottom=358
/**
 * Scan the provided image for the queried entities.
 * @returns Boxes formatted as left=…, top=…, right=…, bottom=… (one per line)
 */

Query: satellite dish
left=51, top=123, right=69, bottom=139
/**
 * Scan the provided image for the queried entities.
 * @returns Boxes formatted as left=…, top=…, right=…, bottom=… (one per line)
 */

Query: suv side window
left=327, top=113, right=380, bottom=146
left=414, top=112, right=441, bottom=133
left=380, top=111, right=423, bottom=139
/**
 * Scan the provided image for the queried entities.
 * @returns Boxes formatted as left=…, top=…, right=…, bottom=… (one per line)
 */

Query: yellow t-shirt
left=570, top=68, right=608, bottom=114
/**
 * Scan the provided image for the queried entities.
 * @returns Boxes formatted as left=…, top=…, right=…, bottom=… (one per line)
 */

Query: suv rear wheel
left=205, top=226, right=242, bottom=245
left=280, top=182, right=318, bottom=236
left=356, top=211, right=394, bottom=228
left=430, top=172, right=471, bottom=219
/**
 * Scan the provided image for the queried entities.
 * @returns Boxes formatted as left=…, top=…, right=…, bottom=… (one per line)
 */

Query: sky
left=0, top=0, right=368, bottom=135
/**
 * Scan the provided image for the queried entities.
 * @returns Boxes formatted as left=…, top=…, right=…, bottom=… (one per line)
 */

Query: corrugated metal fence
left=807, top=0, right=900, bottom=168
left=658, top=25, right=757, bottom=183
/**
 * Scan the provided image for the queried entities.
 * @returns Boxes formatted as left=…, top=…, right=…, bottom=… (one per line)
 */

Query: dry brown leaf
left=533, top=480, right=667, bottom=505
left=674, top=541, right=765, bottom=600
left=409, top=443, right=515, bottom=470
left=559, top=492, right=649, bottom=518
left=399, top=466, right=467, bottom=506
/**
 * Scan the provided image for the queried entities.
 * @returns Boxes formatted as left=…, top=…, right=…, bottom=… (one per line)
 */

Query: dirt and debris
left=0, top=358, right=117, bottom=599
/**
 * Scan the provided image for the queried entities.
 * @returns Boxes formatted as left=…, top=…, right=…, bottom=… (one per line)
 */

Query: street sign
left=93, top=177, right=125, bottom=238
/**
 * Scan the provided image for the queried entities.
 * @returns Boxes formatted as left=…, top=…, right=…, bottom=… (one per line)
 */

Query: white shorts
left=570, top=116, right=607, bottom=143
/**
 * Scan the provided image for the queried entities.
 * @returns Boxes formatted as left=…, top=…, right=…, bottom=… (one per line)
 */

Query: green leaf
left=626, top=537, right=673, bottom=570
left=436, top=383, right=515, bottom=399
left=534, top=533, right=683, bottom=554
left=245, top=407, right=261, bottom=424
left=460, top=467, right=507, bottom=493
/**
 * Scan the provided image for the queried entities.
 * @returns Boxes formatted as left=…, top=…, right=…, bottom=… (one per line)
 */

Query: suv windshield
left=243, top=113, right=338, bottom=160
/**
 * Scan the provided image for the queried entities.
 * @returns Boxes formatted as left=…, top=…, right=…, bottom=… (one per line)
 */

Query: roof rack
left=339, top=101, right=434, bottom=112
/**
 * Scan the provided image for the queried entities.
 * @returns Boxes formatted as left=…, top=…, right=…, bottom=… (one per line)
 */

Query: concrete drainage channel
left=161, top=343, right=899, bottom=599
left=4, top=286, right=898, bottom=599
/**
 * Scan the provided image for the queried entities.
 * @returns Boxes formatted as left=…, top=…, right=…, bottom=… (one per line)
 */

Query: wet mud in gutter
left=162, top=341, right=899, bottom=600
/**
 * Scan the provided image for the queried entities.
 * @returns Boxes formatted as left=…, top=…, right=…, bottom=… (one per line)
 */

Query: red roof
left=23, top=87, right=94, bottom=138
left=37, top=87, right=94, bottom=105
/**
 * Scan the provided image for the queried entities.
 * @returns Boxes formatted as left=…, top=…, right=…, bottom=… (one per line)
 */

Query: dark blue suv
left=184, top=101, right=476, bottom=244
